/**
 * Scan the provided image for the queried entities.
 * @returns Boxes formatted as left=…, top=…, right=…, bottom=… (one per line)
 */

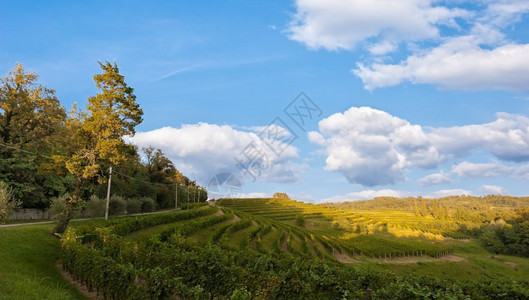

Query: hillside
left=53, top=198, right=529, bottom=298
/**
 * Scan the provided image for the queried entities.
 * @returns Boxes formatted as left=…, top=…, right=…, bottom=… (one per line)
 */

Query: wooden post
left=104, top=166, right=112, bottom=221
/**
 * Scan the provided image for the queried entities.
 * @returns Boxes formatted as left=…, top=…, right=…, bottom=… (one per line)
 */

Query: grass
left=0, top=224, right=84, bottom=300
left=354, top=239, right=529, bottom=282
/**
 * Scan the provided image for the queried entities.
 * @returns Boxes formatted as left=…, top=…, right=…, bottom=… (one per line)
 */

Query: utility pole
left=105, top=166, right=113, bottom=220
left=175, top=183, right=178, bottom=209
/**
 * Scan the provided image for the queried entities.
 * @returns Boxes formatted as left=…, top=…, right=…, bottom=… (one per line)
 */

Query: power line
left=112, top=170, right=175, bottom=187
left=0, top=141, right=202, bottom=190
left=0, top=141, right=53, bottom=157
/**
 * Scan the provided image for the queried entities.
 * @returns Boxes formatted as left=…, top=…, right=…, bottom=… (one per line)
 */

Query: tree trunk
left=51, top=179, right=84, bottom=235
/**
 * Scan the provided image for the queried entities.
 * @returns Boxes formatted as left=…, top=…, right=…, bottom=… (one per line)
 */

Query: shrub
left=109, top=196, right=127, bottom=215
left=84, top=195, right=106, bottom=217
left=296, top=215, right=305, bottom=227
left=140, top=197, right=156, bottom=213
left=47, top=194, right=69, bottom=219
left=273, top=192, right=290, bottom=199
left=0, top=181, right=21, bottom=223
left=126, top=198, right=143, bottom=214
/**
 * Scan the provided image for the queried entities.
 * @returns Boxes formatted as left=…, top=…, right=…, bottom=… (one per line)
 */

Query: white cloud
left=287, top=0, right=467, bottom=51
left=354, top=37, right=529, bottom=91
left=127, top=123, right=305, bottom=185
left=235, top=192, right=271, bottom=198
left=288, top=0, right=529, bottom=91
left=429, top=112, right=529, bottom=162
left=424, top=189, right=472, bottom=198
left=451, top=161, right=529, bottom=179
left=479, top=185, right=508, bottom=195
left=419, top=172, right=452, bottom=186
left=322, top=189, right=413, bottom=202
left=310, top=107, right=442, bottom=186
left=310, top=107, right=529, bottom=186
left=483, top=0, right=529, bottom=26
left=368, top=40, right=398, bottom=56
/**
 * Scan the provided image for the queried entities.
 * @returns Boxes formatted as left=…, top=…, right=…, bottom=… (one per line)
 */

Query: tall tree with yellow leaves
left=52, top=62, right=143, bottom=234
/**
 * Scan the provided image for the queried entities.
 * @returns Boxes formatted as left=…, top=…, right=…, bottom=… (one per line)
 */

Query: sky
left=1, top=0, right=529, bottom=203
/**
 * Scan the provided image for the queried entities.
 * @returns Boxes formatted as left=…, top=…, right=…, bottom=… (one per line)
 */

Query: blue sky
left=2, top=0, right=529, bottom=202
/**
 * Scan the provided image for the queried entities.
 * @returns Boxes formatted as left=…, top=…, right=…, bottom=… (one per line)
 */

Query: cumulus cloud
left=287, top=0, right=467, bottom=51
left=288, top=0, right=529, bottom=91
left=430, top=112, right=529, bottom=162
left=323, top=187, right=475, bottom=202
left=127, top=123, right=305, bottom=185
left=479, top=185, right=508, bottom=195
left=354, top=34, right=529, bottom=91
left=322, top=189, right=413, bottom=202
left=424, top=189, right=473, bottom=198
left=451, top=161, right=529, bottom=179
left=310, top=107, right=529, bottom=186
left=419, top=172, right=452, bottom=186
left=235, top=192, right=271, bottom=198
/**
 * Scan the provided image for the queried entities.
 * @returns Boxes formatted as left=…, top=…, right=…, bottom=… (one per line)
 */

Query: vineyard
left=58, top=198, right=529, bottom=299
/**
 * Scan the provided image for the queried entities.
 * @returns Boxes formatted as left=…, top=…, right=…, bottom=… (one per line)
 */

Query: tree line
left=0, top=63, right=207, bottom=230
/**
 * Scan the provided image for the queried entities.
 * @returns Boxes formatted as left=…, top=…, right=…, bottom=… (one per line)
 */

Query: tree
left=0, top=64, right=67, bottom=208
left=420, top=197, right=428, bottom=217
left=144, top=147, right=176, bottom=184
left=52, top=62, right=143, bottom=234
left=432, top=199, right=439, bottom=218
left=273, top=192, right=290, bottom=199
left=0, top=181, right=21, bottom=223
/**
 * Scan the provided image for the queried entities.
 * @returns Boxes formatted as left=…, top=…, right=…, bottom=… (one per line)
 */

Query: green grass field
left=0, top=224, right=83, bottom=300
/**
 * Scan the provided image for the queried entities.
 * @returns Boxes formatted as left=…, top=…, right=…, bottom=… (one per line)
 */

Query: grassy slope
left=0, top=224, right=84, bottom=300
left=352, top=239, right=529, bottom=282
left=217, top=198, right=529, bottom=283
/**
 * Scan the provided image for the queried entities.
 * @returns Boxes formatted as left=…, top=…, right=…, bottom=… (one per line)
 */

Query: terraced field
left=56, top=198, right=529, bottom=298
left=120, top=199, right=452, bottom=261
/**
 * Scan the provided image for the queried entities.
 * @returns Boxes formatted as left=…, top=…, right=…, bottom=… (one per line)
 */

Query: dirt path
left=439, top=255, right=468, bottom=262
left=250, top=239, right=259, bottom=252
left=333, top=251, right=358, bottom=263
left=344, top=254, right=469, bottom=264
left=57, top=262, right=101, bottom=300
left=305, top=237, right=319, bottom=257
left=280, top=231, right=290, bottom=254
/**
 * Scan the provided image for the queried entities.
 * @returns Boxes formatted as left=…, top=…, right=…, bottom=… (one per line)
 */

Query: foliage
left=46, top=194, right=68, bottom=219
left=480, top=208, right=529, bottom=257
left=109, top=195, right=127, bottom=215
left=0, top=64, right=69, bottom=208
left=273, top=192, right=290, bottom=199
left=60, top=207, right=529, bottom=299
left=141, top=197, right=157, bottom=213
left=295, top=215, right=305, bottom=227
left=0, top=181, right=21, bottom=223
left=126, top=197, right=143, bottom=214
left=52, top=62, right=146, bottom=234
left=84, top=195, right=106, bottom=217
